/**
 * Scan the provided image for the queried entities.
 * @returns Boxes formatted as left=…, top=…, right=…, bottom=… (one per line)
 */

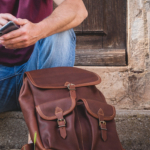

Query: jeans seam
left=22, top=45, right=36, bottom=72
left=0, top=73, right=22, bottom=82
left=73, top=44, right=76, bottom=66
left=69, top=29, right=76, bottom=66
left=37, top=46, right=39, bottom=69
left=16, top=73, right=19, bottom=108
left=14, top=66, right=17, bottom=107
left=0, top=73, right=22, bottom=112
left=69, top=29, right=76, bottom=44
left=22, top=62, right=28, bottom=73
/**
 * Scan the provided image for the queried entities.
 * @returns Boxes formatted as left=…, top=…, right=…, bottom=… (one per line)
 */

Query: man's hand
left=0, top=18, right=43, bottom=49
left=0, top=13, right=16, bottom=28
left=0, top=0, right=88, bottom=49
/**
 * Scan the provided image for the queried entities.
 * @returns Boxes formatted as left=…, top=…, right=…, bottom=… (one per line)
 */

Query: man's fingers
left=0, top=28, right=25, bottom=40
left=1, top=35, right=27, bottom=46
left=0, top=18, right=9, bottom=26
left=0, top=13, right=16, bottom=21
left=13, top=18, right=28, bottom=26
left=5, top=41, right=28, bottom=49
left=0, top=13, right=16, bottom=28
left=0, top=18, right=30, bottom=40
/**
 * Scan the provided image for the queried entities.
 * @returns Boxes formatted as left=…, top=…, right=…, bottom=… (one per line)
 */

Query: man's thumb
left=13, top=18, right=28, bottom=26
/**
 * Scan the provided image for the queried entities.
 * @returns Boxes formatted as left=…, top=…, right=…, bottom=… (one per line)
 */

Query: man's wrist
left=36, top=20, right=52, bottom=39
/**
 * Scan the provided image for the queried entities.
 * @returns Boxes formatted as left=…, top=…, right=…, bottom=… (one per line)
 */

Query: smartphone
left=0, top=21, right=19, bottom=37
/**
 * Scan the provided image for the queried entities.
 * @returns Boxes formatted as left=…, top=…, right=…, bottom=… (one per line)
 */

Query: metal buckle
left=67, top=83, right=75, bottom=90
left=99, top=121, right=107, bottom=130
left=99, top=121, right=106, bottom=126
left=57, top=118, right=66, bottom=128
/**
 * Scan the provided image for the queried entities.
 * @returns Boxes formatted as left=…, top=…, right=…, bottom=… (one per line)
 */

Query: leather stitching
left=78, top=98, right=116, bottom=121
left=25, top=71, right=101, bottom=89
left=36, top=96, right=76, bottom=120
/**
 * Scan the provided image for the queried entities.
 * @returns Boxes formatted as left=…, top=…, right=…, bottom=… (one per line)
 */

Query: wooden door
left=75, top=0, right=127, bottom=66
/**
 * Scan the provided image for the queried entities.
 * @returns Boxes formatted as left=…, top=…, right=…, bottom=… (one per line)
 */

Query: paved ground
left=0, top=110, right=150, bottom=150
left=116, top=110, right=150, bottom=150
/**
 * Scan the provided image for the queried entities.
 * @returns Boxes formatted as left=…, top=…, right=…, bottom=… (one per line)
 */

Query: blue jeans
left=0, top=29, right=76, bottom=113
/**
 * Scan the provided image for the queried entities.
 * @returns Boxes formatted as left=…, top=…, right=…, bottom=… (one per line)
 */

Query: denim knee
left=36, top=29, right=76, bottom=69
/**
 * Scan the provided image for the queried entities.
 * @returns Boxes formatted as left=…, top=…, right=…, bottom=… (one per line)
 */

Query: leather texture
left=19, top=67, right=124, bottom=150
left=21, top=143, right=34, bottom=150
left=55, top=107, right=67, bottom=139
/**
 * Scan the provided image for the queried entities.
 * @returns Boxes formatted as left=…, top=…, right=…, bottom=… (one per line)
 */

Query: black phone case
left=0, top=21, right=19, bottom=37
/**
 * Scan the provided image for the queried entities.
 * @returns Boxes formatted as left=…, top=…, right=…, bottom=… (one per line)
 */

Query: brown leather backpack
left=19, top=67, right=124, bottom=150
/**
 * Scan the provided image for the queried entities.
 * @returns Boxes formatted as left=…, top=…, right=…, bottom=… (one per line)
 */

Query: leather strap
left=98, top=108, right=107, bottom=141
left=55, top=107, right=67, bottom=139
left=65, top=82, right=76, bottom=100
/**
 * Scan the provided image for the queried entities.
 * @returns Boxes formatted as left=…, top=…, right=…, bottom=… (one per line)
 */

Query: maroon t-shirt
left=0, top=0, right=53, bottom=66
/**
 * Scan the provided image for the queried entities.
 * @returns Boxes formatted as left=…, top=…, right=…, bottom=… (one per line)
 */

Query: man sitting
left=0, top=0, right=88, bottom=112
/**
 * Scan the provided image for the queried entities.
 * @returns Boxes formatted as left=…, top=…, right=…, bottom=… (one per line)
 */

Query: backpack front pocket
left=77, top=98, right=122, bottom=150
left=36, top=97, right=80, bottom=150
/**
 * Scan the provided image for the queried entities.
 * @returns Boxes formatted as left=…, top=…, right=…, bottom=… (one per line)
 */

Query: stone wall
left=80, top=0, right=150, bottom=110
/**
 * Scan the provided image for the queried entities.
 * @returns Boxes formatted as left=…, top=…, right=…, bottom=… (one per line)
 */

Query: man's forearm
left=0, top=0, right=87, bottom=49
left=38, top=0, right=88, bottom=39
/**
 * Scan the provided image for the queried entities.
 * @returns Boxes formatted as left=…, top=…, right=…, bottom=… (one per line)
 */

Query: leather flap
left=77, top=99, right=116, bottom=121
left=36, top=97, right=76, bottom=120
left=25, top=67, right=101, bottom=89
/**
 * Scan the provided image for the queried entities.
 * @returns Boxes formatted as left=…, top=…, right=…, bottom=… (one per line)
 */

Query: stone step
left=0, top=110, right=150, bottom=150
left=116, top=110, right=150, bottom=150
left=0, top=112, right=28, bottom=150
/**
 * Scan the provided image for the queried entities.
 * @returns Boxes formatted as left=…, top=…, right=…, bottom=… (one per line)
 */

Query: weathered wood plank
left=74, top=0, right=105, bottom=33
left=102, top=0, right=127, bottom=48
left=82, top=0, right=104, bottom=32
left=74, top=24, right=83, bottom=32
left=53, top=0, right=127, bottom=66
left=75, top=49, right=126, bottom=66
left=76, top=35, right=102, bottom=49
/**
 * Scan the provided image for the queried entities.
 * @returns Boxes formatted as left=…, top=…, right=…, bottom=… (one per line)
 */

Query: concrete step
left=0, top=112, right=28, bottom=150
left=116, top=110, right=150, bottom=150
left=0, top=110, right=150, bottom=150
